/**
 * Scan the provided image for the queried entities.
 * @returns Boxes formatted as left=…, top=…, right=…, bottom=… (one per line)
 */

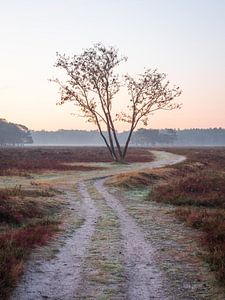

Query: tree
left=0, top=119, right=33, bottom=146
left=132, top=128, right=160, bottom=146
left=52, top=43, right=182, bottom=162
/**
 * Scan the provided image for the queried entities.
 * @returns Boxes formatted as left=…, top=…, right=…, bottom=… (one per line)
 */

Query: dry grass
left=106, top=168, right=173, bottom=188
left=0, top=185, right=61, bottom=299
left=77, top=183, right=125, bottom=298
left=0, top=145, right=152, bottom=297
left=0, top=147, right=153, bottom=176
left=0, top=224, right=58, bottom=299
left=0, top=186, right=61, bottom=226
left=151, top=172, right=225, bottom=207
left=161, top=147, right=225, bottom=171
left=108, top=147, right=225, bottom=284
left=148, top=148, right=225, bottom=284
left=175, top=207, right=225, bottom=282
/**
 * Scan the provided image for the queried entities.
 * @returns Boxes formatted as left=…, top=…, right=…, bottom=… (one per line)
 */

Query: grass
left=0, top=145, right=153, bottom=298
left=106, top=167, right=172, bottom=188
left=0, top=145, right=142, bottom=298
left=0, top=184, right=62, bottom=299
left=0, top=186, right=61, bottom=226
left=0, top=147, right=153, bottom=176
left=0, top=224, right=58, bottom=299
left=151, top=172, right=225, bottom=207
left=150, top=148, right=225, bottom=285
left=76, top=182, right=125, bottom=299
left=175, top=207, right=225, bottom=282
left=108, top=147, right=225, bottom=285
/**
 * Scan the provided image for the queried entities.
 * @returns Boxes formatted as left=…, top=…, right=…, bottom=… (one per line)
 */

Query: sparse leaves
left=52, top=43, right=182, bottom=161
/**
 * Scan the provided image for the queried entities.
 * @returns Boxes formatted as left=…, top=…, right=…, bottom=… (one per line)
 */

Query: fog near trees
left=0, top=119, right=33, bottom=146
left=32, top=128, right=225, bottom=147
left=0, top=119, right=224, bottom=147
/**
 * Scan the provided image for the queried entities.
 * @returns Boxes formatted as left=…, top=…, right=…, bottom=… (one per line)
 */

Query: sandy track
left=93, top=152, right=186, bottom=299
left=11, top=151, right=186, bottom=300
left=11, top=183, right=98, bottom=300
left=95, top=179, right=170, bottom=299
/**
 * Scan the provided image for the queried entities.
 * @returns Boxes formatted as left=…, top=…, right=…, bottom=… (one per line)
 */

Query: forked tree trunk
left=99, top=130, right=133, bottom=163
left=122, top=127, right=134, bottom=160
left=95, top=112, right=134, bottom=163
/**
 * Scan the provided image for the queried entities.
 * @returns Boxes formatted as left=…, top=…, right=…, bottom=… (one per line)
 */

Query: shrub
left=0, top=225, right=58, bottom=299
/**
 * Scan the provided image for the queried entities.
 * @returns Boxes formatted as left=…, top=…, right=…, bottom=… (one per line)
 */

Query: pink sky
left=1, top=0, right=225, bottom=130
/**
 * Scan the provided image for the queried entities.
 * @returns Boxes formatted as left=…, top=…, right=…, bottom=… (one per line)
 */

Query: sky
left=0, top=0, right=225, bottom=131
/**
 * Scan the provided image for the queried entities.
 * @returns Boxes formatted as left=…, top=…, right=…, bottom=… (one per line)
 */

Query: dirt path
left=11, top=151, right=189, bottom=299
left=90, top=151, right=186, bottom=299
left=95, top=179, right=170, bottom=299
left=12, top=184, right=98, bottom=300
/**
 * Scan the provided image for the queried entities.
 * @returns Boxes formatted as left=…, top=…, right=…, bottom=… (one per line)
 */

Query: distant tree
left=132, top=128, right=160, bottom=146
left=159, top=129, right=177, bottom=145
left=52, top=43, right=182, bottom=162
left=132, top=128, right=177, bottom=146
left=0, top=119, right=33, bottom=146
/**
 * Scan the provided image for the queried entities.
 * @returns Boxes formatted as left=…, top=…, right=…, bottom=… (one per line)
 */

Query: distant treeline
left=2, top=118, right=224, bottom=147
left=0, top=119, right=33, bottom=146
left=32, top=128, right=225, bottom=146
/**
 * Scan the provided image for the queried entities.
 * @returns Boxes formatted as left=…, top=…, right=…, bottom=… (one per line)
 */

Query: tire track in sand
left=12, top=151, right=185, bottom=299
left=12, top=183, right=98, bottom=300
left=93, top=152, right=186, bottom=299
left=95, top=179, right=170, bottom=300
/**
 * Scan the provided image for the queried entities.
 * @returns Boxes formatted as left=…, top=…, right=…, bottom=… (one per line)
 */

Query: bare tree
left=52, top=43, right=182, bottom=162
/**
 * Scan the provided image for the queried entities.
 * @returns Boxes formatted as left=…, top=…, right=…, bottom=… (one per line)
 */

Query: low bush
left=0, top=224, right=58, bottom=299
left=148, top=148, right=225, bottom=284
left=106, top=168, right=172, bottom=188
left=0, top=186, right=60, bottom=225
left=0, top=186, right=61, bottom=298
left=175, top=207, right=225, bottom=282
left=150, top=172, right=225, bottom=208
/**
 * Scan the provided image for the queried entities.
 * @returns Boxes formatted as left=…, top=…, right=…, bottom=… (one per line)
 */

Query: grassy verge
left=149, top=149, right=225, bottom=284
left=0, top=147, right=153, bottom=176
left=108, top=148, right=225, bottom=286
left=108, top=185, right=218, bottom=299
left=77, top=182, right=125, bottom=299
left=106, top=168, right=171, bottom=188
left=0, top=185, right=62, bottom=299
left=174, top=206, right=225, bottom=283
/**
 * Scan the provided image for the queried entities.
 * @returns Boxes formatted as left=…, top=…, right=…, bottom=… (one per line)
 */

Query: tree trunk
left=106, top=123, right=118, bottom=161
left=122, top=126, right=134, bottom=160
left=95, top=116, right=117, bottom=161
left=108, top=116, right=123, bottom=158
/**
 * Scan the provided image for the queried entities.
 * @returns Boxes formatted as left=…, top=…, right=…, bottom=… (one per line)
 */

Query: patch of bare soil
left=11, top=183, right=98, bottom=300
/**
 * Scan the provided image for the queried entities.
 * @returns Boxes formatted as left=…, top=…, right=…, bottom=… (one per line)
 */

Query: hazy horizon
left=1, top=0, right=225, bottom=131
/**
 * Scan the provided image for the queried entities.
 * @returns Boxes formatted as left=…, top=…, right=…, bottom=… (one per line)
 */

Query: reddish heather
left=0, top=225, right=58, bottom=299
left=0, top=147, right=153, bottom=175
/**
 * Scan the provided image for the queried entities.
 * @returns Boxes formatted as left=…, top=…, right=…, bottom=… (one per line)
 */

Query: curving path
left=11, top=151, right=185, bottom=300
left=93, top=151, right=185, bottom=300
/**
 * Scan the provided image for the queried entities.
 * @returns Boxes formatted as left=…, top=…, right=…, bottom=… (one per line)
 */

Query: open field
left=0, top=146, right=225, bottom=299
left=108, top=147, right=225, bottom=287
left=0, top=146, right=153, bottom=299
left=150, top=148, right=225, bottom=284
left=0, top=147, right=153, bottom=176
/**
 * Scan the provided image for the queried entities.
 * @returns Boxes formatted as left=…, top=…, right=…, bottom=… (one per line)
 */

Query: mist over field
left=1, top=1, right=225, bottom=299
left=31, top=128, right=225, bottom=147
